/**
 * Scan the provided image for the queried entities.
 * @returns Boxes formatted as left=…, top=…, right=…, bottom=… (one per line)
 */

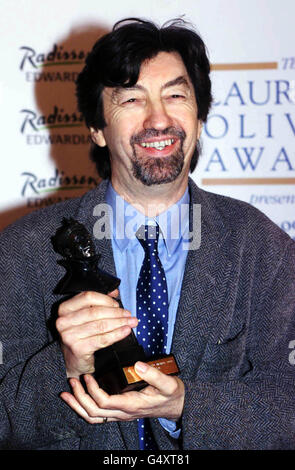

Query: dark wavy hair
left=76, top=18, right=212, bottom=179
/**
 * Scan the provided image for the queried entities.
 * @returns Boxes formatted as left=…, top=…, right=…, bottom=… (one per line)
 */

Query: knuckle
left=60, top=330, right=72, bottom=346
left=58, top=303, right=67, bottom=316
left=98, top=397, right=107, bottom=409
left=97, top=326, right=129, bottom=350
left=96, top=319, right=107, bottom=334
left=169, top=382, right=178, bottom=395
left=70, top=343, right=80, bottom=356
left=82, top=291, right=96, bottom=303
left=118, top=317, right=127, bottom=327
left=117, top=326, right=130, bottom=340
left=168, top=377, right=178, bottom=395
left=55, top=317, right=64, bottom=332
left=85, top=416, right=95, bottom=424
left=99, top=334, right=109, bottom=348
left=85, top=306, right=95, bottom=318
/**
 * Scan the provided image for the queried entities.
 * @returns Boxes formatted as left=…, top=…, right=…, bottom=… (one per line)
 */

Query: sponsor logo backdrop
left=0, top=0, right=294, bottom=239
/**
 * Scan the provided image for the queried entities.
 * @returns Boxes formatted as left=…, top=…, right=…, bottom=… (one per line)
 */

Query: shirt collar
left=105, top=182, right=190, bottom=256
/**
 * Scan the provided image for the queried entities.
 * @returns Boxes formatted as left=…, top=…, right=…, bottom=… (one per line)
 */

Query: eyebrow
left=111, top=75, right=191, bottom=100
left=162, top=75, right=191, bottom=90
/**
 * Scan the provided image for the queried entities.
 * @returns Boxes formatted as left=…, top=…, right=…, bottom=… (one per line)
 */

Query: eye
left=171, top=94, right=185, bottom=99
left=122, top=97, right=137, bottom=104
left=164, top=92, right=187, bottom=101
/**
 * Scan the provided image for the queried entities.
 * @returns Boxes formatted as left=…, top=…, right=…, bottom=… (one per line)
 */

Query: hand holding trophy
left=52, top=218, right=179, bottom=394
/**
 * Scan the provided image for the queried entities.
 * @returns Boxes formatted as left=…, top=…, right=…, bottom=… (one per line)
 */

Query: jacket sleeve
left=181, top=238, right=295, bottom=450
left=0, top=222, right=89, bottom=449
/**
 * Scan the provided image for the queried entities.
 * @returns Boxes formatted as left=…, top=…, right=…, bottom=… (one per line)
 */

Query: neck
left=111, top=174, right=189, bottom=217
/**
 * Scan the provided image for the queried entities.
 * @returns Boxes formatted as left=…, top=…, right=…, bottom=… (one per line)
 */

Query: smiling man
left=0, top=18, right=295, bottom=451
left=90, top=51, right=201, bottom=213
left=93, top=54, right=200, bottom=189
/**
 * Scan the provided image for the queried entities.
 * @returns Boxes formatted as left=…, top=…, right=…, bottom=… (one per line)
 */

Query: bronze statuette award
left=52, top=218, right=179, bottom=395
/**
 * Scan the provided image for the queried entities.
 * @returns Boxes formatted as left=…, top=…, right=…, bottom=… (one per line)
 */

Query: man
left=0, top=18, right=294, bottom=450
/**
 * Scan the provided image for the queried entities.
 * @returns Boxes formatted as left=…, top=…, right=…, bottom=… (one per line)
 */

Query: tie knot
left=136, top=225, right=159, bottom=251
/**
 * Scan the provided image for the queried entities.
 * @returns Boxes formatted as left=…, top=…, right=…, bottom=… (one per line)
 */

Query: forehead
left=138, top=51, right=190, bottom=84
left=103, top=51, right=193, bottom=103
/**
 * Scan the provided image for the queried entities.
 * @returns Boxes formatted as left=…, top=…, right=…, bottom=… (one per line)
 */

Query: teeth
left=140, top=139, right=174, bottom=149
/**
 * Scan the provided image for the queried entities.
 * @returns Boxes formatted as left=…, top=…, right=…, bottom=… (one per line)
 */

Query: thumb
left=134, top=361, right=176, bottom=395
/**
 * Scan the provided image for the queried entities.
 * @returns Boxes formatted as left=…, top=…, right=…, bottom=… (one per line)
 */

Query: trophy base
left=94, top=354, right=179, bottom=395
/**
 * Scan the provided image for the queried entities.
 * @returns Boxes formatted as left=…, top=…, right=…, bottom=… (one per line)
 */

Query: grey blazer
left=0, top=178, right=294, bottom=450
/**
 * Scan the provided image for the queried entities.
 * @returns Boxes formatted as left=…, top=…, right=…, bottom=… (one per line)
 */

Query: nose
left=143, top=100, right=173, bottom=131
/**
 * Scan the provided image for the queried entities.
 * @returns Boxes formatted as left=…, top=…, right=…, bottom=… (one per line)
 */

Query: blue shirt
left=105, top=182, right=190, bottom=438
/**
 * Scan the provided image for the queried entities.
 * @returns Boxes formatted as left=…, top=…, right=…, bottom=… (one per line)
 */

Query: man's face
left=92, top=51, right=202, bottom=188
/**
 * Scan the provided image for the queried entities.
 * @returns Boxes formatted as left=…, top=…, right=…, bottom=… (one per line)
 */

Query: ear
left=90, top=127, right=107, bottom=147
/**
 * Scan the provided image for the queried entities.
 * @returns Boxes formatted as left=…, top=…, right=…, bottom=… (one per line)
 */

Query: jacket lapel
left=171, top=179, right=233, bottom=378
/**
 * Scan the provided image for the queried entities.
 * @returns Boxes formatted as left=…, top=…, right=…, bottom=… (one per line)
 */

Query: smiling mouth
left=139, top=138, right=175, bottom=151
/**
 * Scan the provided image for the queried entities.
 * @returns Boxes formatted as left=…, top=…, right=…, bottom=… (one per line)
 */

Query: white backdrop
left=1, top=0, right=294, bottom=239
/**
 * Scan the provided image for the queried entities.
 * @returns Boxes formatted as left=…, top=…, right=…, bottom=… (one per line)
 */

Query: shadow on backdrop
left=0, top=23, right=109, bottom=230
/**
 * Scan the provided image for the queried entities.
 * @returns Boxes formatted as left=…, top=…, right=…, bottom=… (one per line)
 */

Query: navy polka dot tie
left=136, top=224, right=169, bottom=450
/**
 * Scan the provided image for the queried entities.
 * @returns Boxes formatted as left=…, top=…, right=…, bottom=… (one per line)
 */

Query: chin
left=132, top=153, right=184, bottom=186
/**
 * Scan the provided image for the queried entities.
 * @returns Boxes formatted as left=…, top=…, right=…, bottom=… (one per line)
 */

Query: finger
left=70, top=378, right=133, bottom=421
left=81, top=374, right=148, bottom=415
left=57, top=307, right=134, bottom=332
left=83, top=374, right=113, bottom=404
left=62, top=324, right=135, bottom=354
left=70, top=378, right=104, bottom=418
left=60, top=391, right=117, bottom=424
left=58, top=291, right=119, bottom=316
left=108, top=289, right=119, bottom=298
left=61, top=316, right=137, bottom=342
left=83, top=375, right=138, bottom=420
left=134, top=361, right=179, bottom=396
left=61, top=390, right=99, bottom=422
